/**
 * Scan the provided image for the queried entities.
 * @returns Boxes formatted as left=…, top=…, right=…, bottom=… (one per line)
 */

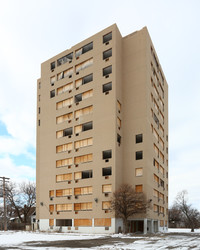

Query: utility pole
left=0, top=177, right=10, bottom=231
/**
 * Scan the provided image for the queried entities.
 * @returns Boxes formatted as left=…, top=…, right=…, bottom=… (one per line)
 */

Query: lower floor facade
left=38, top=218, right=168, bottom=234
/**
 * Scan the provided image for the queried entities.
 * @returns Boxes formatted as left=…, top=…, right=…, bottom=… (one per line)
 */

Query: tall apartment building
left=36, top=24, right=168, bottom=234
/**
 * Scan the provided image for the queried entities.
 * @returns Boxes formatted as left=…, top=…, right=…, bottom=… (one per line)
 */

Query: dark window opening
left=160, top=179, right=164, bottom=188
left=56, top=219, right=72, bottom=227
left=75, top=93, right=82, bottom=103
left=38, top=120, right=40, bottom=126
left=136, top=134, right=143, bottom=143
left=82, top=121, right=93, bottom=132
left=38, top=82, right=41, bottom=89
left=51, top=61, right=55, bottom=70
left=63, top=127, right=73, bottom=137
left=82, top=42, right=93, bottom=54
left=102, top=167, right=112, bottom=176
left=103, top=150, right=112, bottom=160
left=103, top=49, right=112, bottom=60
left=103, top=32, right=112, bottom=44
left=83, top=74, right=93, bottom=85
left=103, top=82, right=112, bottom=93
left=82, top=170, right=93, bottom=179
left=38, top=107, right=40, bottom=114
left=136, top=151, right=143, bottom=160
left=57, top=53, right=73, bottom=66
left=50, top=90, right=55, bottom=98
left=103, top=65, right=112, bottom=76
left=117, top=134, right=121, bottom=144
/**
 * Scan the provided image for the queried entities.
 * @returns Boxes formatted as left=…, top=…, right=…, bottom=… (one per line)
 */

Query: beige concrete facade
left=36, top=24, right=168, bottom=233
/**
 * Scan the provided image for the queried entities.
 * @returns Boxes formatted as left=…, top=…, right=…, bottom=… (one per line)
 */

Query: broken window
left=103, top=65, right=112, bottom=77
left=75, top=42, right=93, bottom=58
left=136, top=151, right=143, bottom=160
left=102, top=167, right=112, bottom=176
left=103, top=49, right=112, bottom=60
left=103, top=32, right=112, bottom=44
left=57, top=53, right=73, bottom=66
left=56, top=219, right=72, bottom=226
left=136, top=134, right=143, bottom=143
left=63, top=127, right=73, bottom=137
left=82, top=121, right=93, bottom=132
left=103, top=150, right=112, bottom=160
left=82, top=170, right=93, bottom=179
left=103, top=82, right=112, bottom=93
left=75, top=93, right=82, bottom=103
left=51, top=61, right=55, bottom=70
left=50, top=90, right=55, bottom=98
left=50, top=76, right=55, bottom=86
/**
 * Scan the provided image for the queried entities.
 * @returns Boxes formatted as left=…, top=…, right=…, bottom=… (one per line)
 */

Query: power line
left=0, top=177, right=10, bottom=231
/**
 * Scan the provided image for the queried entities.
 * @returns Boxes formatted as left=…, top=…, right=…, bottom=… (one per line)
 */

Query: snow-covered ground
left=0, top=229, right=199, bottom=249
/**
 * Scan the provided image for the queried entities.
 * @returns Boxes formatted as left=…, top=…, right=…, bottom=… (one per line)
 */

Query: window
left=153, top=189, right=159, bottom=198
left=38, top=95, right=41, bottom=102
left=102, top=184, right=112, bottom=193
left=102, top=167, right=112, bottom=176
left=154, top=204, right=159, bottom=213
left=50, top=90, right=55, bottom=98
left=38, top=82, right=41, bottom=89
left=154, top=144, right=159, bottom=157
left=74, top=219, right=92, bottom=227
left=49, top=190, right=54, bottom=197
left=75, top=89, right=93, bottom=103
left=75, top=74, right=93, bottom=88
left=56, top=157, right=73, bottom=168
left=74, top=121, right=93, bottom=134
left=38, top=120, right=40, bottom=126
left=49, top=219, right=54, bottom=227
left=136, top=134, right=143, bottom=143
left=74, top=138, right=93, bottom=149
left=74, top=186, right=92, bottom=196
left=51, top=61, right=55, bottom=70
left=38, top=107, right=40, bottom=114
left=56, top=97, right=73, bottom=109
left=103, top=49, right=112, bottom=60
left=154, top=174, right=159, bottom=184
left=56, top=173, right=72, bottom=182
left=49, top=205, right=54, bottom=213
left=50, top=76, right=55, bottom=86
left=57, top=52, right=73, bottom=66
left=56, top=188, right=72, bottom=197
left=56, top=127, right=73, bottom=138
left=56, top=142, right=72, bottom=153
left=56, top=112, right=73, bottom=124
left=103, top=82, right=112, bottom=93
left=82, top=170, right=93, bottom=179
left=103, top=150, right=112, bottom=160
left=57, top=68, right=73, bottom=80
left=75, top=42, right=93, bottom=58
left=75, top=58, right=93, bottom=73
left=136, top=151, right=143, bottom=160
left=117, top=117, right=121, bottom=129
left=56, top=219, right=72, bottom=227
left=103, top=32, right=112, bottom=44
left=135, top=168, right=143, bottom=177
left=74, top=154, right=93, bottom=164
left=75, top=106, right=93, bottom=119
left=57, top=82, right=73, bottom=95
left=102, top=201, right=111, bottom=210
left=74, top=202, right=92, bottom=211
left=153, top=159, right=159, bottom=170
left=56, top=204, right=72, bottom=212
left=94, top=218, right=111, bottom=227
left=103, top=65, right=112, bottom=77
left=117, top=134, right=121, bottom=144
left=117, top=100, right=121, bottom=113
left=135, top=185, right=143, bottom=193
left=153, top=113, right=159, bottom=128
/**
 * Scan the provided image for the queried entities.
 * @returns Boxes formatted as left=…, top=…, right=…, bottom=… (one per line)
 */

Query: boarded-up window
left=160, top=124, right=164, bottom=137
left=117, top=117, right=121, bottom=129
left=154, top=204, right=159, bottom=212
left=154, top=159, right=159, bottom=170
left=153, top=189, right=159, bottom=198
left=160, top=138, right=164, bottom=150
left=56, top=189, right=72, bottom=197
left=135, top=168, right=143, bottom=177
left=74, top=186, right=92, bottom=195
left=49, top=205, right=54, bottom=212
left=102, top=201, right=111, bottom=210
left=56, top=203, right=72, bottom=212
left=153, top=128, right=159, bottom=141
left=74, top=138, right=93, bottom=149
left=75, top=106, right=93, bottom=119
left=56, top=157, right=72, bottom=168
left=49, top=219, right=54, bottom=227
left=74, top=219, right=92, bottom=227
left=56, top=97, right=73, bottom=110
left=74, top=202, right=92, bottom=211
left=75, top=58, right=93, bottom=73
left=154, top=144, right=159, bottom=157
left=56, top=143, right=73, bottom=153
left=117, top=100, right=121, bottom=113
left=102, top=184, right=112, bottom=193
left=94, top=218, right=111, bottom=227
left=135, top=185, right=143, bottom=193
left=56, top=112, right=73, bottom=124
left=160, top=220, right=164, bottom=227
left=74, top=172, right=82, bottom=180
left=50, top=76, right=55, bottom=85
left=56, top=173, right=72, bottom=182
left=160, top=152, right=164, bottom=163
left=159, top=193, right=164, bottom=200
left=57, top=82, right=73, bottom=95
left=160, top=165, right=164, bottom=175
left=49, top=190, right=54, bottom=197
left=154, top=174, right=159, bottom=183
left=74, top=154, right=93, bottom=164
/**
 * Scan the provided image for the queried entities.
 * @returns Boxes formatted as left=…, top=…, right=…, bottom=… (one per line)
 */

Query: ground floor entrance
left=129, top=219, right=160, bottom=234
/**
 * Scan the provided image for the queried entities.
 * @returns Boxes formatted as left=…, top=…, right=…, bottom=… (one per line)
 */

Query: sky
left=0, top=0, right=200, bottom=209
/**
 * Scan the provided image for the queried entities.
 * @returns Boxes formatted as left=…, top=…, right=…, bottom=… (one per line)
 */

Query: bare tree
left=169, top=204, right=183, bottom=228
left=6, top=181, right=36, bottom=224
left=175, top=190, right=200, bottom=232
left=111, top=184, right=149, bottom=233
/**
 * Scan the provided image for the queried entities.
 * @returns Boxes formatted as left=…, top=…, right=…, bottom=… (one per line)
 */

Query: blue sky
left=0, top=0, right=200, bottom=209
